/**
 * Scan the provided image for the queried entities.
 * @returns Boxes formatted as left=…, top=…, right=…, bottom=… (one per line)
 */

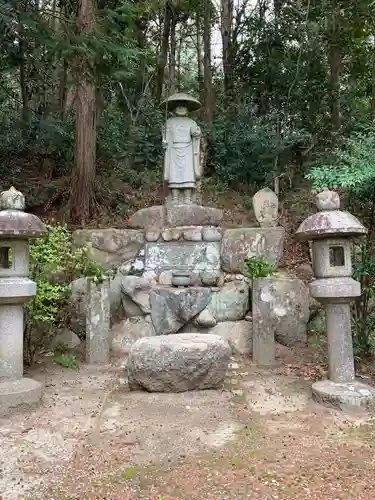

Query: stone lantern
left=0, top=187, right=47, bottom=414
left=296, top=189, right=375, bottom=407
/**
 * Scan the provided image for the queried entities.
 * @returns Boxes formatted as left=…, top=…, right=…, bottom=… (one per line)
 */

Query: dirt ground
left=1, top=343, right=375, bottom=500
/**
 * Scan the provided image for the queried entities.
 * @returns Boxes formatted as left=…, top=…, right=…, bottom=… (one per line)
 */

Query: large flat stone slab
left=127, top=333, right=231, bottom=392
left=166, top=205, right=223, bottom=227
left=145, top=241, right=220, bottom=274
left=220, top=227, right=285, bottom=274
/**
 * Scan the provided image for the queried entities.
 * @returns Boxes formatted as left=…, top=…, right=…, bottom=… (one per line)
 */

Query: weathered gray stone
left=121, top=296, right=144, bottom=317
left=307, top=310, right=326, bottom=333
left=252, top=187, right=279, bottom=227
left=111, top=316, right=155, bottom=355
left=166, top=205, right=223, bottom=227
left=252, top=278, right=276, bottom=365
left=207, top=281, right=249, bottom=322
left=127, top=333, right=231, bottom=392
left=221, top=227, right=285, bottom=273
left=208, top=320, right=252, bottom=355
left=195, top=308, right=217, bottom=327
left=161, top=228, right=181, bottom=241
left=158, top=270, right=173, bottom=285
left=70, top=273, right=124, bottom=333
left=86, top=278, right=110, bottom=364
left=51, top=329, right=81, bottom=349
left=142, top=270, right=157, bottom=284
left=312, top=380, right=375, bottom=409
left=202, top=226, right=222, bottom=242
left=145, top=229, right=160, bottom=242
left=201, top=270, right=220, bottom=286
left=252, top=276, right=310, bottom=348
left=0, top=378, right=43, bottom=416
left=183, top=227, right=202, bottom=241
left=128, top=206, right=165, bottom=229
left=150, top=287, right=211, bottom=335
left=145, top=241, right=221, bottom=274
left=121, top=276, right=151, bottom=317
left=72, top=228, right=144, bottom=269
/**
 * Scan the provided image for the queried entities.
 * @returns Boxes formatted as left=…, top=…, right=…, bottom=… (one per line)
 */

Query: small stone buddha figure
left=161, top=93, right=202, bottom=205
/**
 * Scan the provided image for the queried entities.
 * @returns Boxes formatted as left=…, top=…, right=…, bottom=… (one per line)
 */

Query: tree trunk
left=202, top=0, right=214, bottom=123
left=328, top=14, right=341, bottom=130
left=19, top=38, right=29, bottom=124
left=155, top=3, right=172, bottom=101
left=220, top=0, right=233, bottom=96
left=69, top=0, right=97, bottom=225
left=196, top=14, right=203, bottom=95
left=329, top=43, right=341, bottom=130
left=168, top=9, right=178, bottom=94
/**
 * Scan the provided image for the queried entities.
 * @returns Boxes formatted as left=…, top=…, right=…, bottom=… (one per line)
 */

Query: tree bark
left=220, top=0, right=233, bottom=95
left=329, top=43, right=341, bottom=130
left=168, top=8, right=178, bottom=94
left=202, top=0, right=214, bottom=123
left=155, top=3, right=172, bottom=101
left=69, top=0, right=97, bottom=225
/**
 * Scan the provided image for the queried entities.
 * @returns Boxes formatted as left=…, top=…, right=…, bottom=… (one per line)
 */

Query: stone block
left=150, top=287, right=211, bottom=335
left=253, top=275, right=310, bottom=347
left=220, top=227, right=285, bottom=274
left=202, top=226, right=222, bottom=242
left=208, top=320, right=252, bottom=355
left=86, top=279, right=110, bottom=364
left=145, top=241, right=220, bottom=275
left=252, top=278, right=276, bottom=365
left=312, top=380, right=375, bottom=409
left=128, top=206, right=165, bottom=229
left=166, top=205, right=223, bottom=227
left=51, top=329, right=81, bottom=349
left=252, top=187, right=279, bottom=227
left=207, top=281, right=249, bottom=322
left=127, top=333, right=231, bottom=392
left=183, top=227, right=202, bottom=241
left=111, top=316, right=156, bottom=355
left=72, top=228, right=144, bottom=270
left=0, top=378, right=42, bottom=416
left=145, top=229, right=160, bottom=242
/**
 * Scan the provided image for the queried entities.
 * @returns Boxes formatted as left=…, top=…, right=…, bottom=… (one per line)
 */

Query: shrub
left=24, top=224, right=105, bottom=364
left=243, top=255, right=276, bottom=280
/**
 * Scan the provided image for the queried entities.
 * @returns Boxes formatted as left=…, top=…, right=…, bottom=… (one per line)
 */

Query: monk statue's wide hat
left=161, top=93, right=201, bottom=112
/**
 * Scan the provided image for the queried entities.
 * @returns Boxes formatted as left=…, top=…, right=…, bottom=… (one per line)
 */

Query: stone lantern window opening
left=312, top=238, right=352, bottom=279
left=329, top=245, right=345, bottom=267
left=0, top=246, right=12, bottom=270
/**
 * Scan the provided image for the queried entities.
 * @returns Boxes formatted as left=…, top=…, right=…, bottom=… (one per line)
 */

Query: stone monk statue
left=161, top=93, right=202, bottom=205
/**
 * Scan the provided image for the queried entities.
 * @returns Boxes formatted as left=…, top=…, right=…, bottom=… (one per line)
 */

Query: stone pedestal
left=86, top=278, right=110, bottom=364
left=326, top=302, right=355, bottom=383
left=296, top=190, right=375, bottom=409
left=252, top=278, right=275, bottom=365
left=0, top=187, right=46, bottom=414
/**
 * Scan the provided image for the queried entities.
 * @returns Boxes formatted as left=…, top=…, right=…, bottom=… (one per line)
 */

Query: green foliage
left=54, top=353, right=78, bottom=369
left=306, top=125, right=375, bottom=193
left=351, top=249, right=375, bottom=359
left=243, top=255, right=276, bottom=280
left=24, top=224, right=105, bottom=364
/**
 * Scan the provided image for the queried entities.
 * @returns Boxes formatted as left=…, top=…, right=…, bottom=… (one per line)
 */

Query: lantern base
left=0, top=377, right=42, bottom=416
left=312, top=379, right=375, bottom=410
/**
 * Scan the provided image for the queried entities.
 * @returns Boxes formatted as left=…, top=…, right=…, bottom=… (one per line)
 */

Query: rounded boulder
left=127, top=333, right=231, bottom=392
